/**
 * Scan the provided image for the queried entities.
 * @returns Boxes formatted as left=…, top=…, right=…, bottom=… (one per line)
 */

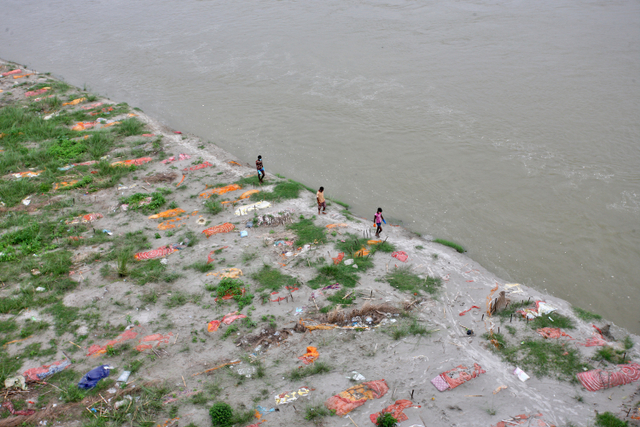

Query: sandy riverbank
left=0, top=59, right=638, bottom=427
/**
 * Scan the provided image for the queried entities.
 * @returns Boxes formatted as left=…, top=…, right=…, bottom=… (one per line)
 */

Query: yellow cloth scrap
left=367, top=240, right=382, bottom=245
left=53, top=180, right=78, bottom=190
left=239, top=189, right=260, bottom=199
left=206, top=268, right=243, bottom=279
left=235, top=201, right=271, bottom=216
left=62, top=97, right=86, bottom=106
left=354, top=247, right=370, bottom=257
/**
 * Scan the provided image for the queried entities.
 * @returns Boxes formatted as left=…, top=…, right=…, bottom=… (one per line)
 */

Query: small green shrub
left=594, top=412, right=628, bottom=427
left=376, top=412, right=399, bottom=427
left=573, top=307, right=602, bottom=321
left=209, top=402, right=233, bottom=427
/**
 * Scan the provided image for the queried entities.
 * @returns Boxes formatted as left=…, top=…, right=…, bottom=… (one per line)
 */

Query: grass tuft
left=289, top=362, right=331, bottom=380
left=432, top=238, right=466, bottom=253
left=288, top=218, right=327, bottom=247
left=385, top=266, right=441, bottom=295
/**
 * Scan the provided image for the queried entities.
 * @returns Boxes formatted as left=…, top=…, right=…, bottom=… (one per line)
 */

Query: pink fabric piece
left=81, top=102, right=103, bottom=110
left=222, top=311, right=247, bottom=325
left=579, top=334, right=608, bottom=347
left=2, top=69, right=22, bottom=77
left=391, top=251, right=408, bottom=262
left=430, top=375, right=450, bottom=391
left=25, top=88, right=50, bottom=97
left=577, top=363, right=640, bottom=392
left=161, top=153, right=191, bottom=164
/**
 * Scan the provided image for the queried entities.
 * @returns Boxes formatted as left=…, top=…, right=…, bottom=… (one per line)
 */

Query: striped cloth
left=577, top=363, right=640, bottom=392
left=202, top=222, right=235, bottom=237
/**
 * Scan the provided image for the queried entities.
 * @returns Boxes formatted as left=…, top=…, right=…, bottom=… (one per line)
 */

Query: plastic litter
left=117, top=371, right=131, bottom=383
left=347, top=371, right=366, bottom=381
left=513, top=367, right=530, bottom=382
left=240, top=230, right=248, bottom=237
left=324, top=380, right=389, bottom=416
left=275, top=386, right=312, bottom=405
left=344, top=259, right=354, bottom=266
left=78, top=365, right=111, bottom=389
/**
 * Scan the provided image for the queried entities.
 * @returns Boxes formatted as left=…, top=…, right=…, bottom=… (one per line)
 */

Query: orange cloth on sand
left=536, top=327, right=573, bottom=339
left=298, top=346, right=319, bottom=365
left=202, top=222, right=235, bottom=237
left=149, top=208, right=185, bottom=219
left=62, top=97, right=86, bottom=106
left=367, top=240, right=382, bottom=245
left=208, top=320, right=221, bottom=332
left=111, top=156, right=152, bottom=167
left=326, top=223, right=348, bottom=229
left=199, top=183, right=241, bottom=199
left=239, top=189, right=260, bottom=199
left=332, top=252, right=344, bottom=265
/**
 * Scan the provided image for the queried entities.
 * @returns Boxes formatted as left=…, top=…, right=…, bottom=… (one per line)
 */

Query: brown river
left=2, top=0, right=639, bottom=332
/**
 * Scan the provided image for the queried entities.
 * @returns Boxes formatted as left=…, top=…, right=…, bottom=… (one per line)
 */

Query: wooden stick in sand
left=192, top=360, right=241, bottom=377
left=347, top=415, right=359, bottom=427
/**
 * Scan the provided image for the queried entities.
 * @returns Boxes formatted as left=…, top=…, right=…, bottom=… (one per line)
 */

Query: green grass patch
left=530, top=312, right=575, bottom=330
left=120, top=192, right=166, bottom=213
left=432, top=238, right=466, bottom=253
left=304, top=404, right=331, bottom=422
left=289, top=362, right=331, bottom=380
left=483, top=333, right=589, bottom=382
left=251, top=180, right=304, bottom=203
left=288, top=217, right=327, bottom=246
left=205, top=199, right=223, bottom=215
left=308, top=263, right=359, bottom=289
left=116, top=117, right=145, bottom=136
left=185, top=261, right=215, bottom=273
left=234, top=175, right=262, bottom=187
left=593, top=347, right=630, bottom=365
left=573, top=306, right=603, bottom=321
left=45, top=302, right=80, bottom=336
left=130, top=259, right=182, bottom=285
left=387, top=319, right=432, bottom=340
left=594, top=412, right=629, bottom=427
left=385, top=266, right=441, bottom=295
left=251, top=265, right=297, bottom=291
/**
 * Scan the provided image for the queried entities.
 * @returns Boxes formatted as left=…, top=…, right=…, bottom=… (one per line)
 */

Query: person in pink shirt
left=373, top=208, right=386, bottom=237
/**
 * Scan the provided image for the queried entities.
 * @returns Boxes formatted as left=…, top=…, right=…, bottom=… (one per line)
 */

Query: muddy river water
left=2, top=0, right=639, bottom=332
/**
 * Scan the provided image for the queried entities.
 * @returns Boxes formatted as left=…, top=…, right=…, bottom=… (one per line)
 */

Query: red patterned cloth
left=134, top=245, right=177, bottom=260
left=222, top=311, right=247, bottom=324
left=369, top=399, right=420, bottom=424
left=391, top=251, right=408, bottom=262
left=332, top=252, right=344, bottom=265
left=2, top=401, right=35, bottom=416
left=325, top=380, right=389, bottom=416
left=576, top=363, right=640, bottom=392
left=23, top=359, right=71, bottom=381
left=135, top=333, right=173, bottom=351
left=432, top=363, right=485, bottom=391
left=202, top=222, right=235, bottom=237
left=183, top=161, right=213, bottom=171
left=536, top=327, right=573, bottom=339
left=298, top=346, right=319, bottom=365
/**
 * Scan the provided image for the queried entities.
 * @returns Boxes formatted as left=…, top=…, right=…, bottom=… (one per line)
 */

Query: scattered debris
left=275, top=386, right=312, bottom=405
left=513, top=367, right=530, bottom=382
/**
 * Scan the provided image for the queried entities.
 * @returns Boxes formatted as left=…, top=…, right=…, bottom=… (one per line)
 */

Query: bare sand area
left=0, top=60, right=638, bottom=427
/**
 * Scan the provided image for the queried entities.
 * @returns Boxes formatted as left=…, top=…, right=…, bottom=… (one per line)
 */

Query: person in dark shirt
left=256, top=155, right=265, bottom=182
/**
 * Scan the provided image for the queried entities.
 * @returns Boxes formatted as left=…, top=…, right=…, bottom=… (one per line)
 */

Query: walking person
left=373, top=207, right=386, bottom=237
left=256, top=155, right=265, bottom=183
left=317, top=187, right=326, bottom=215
